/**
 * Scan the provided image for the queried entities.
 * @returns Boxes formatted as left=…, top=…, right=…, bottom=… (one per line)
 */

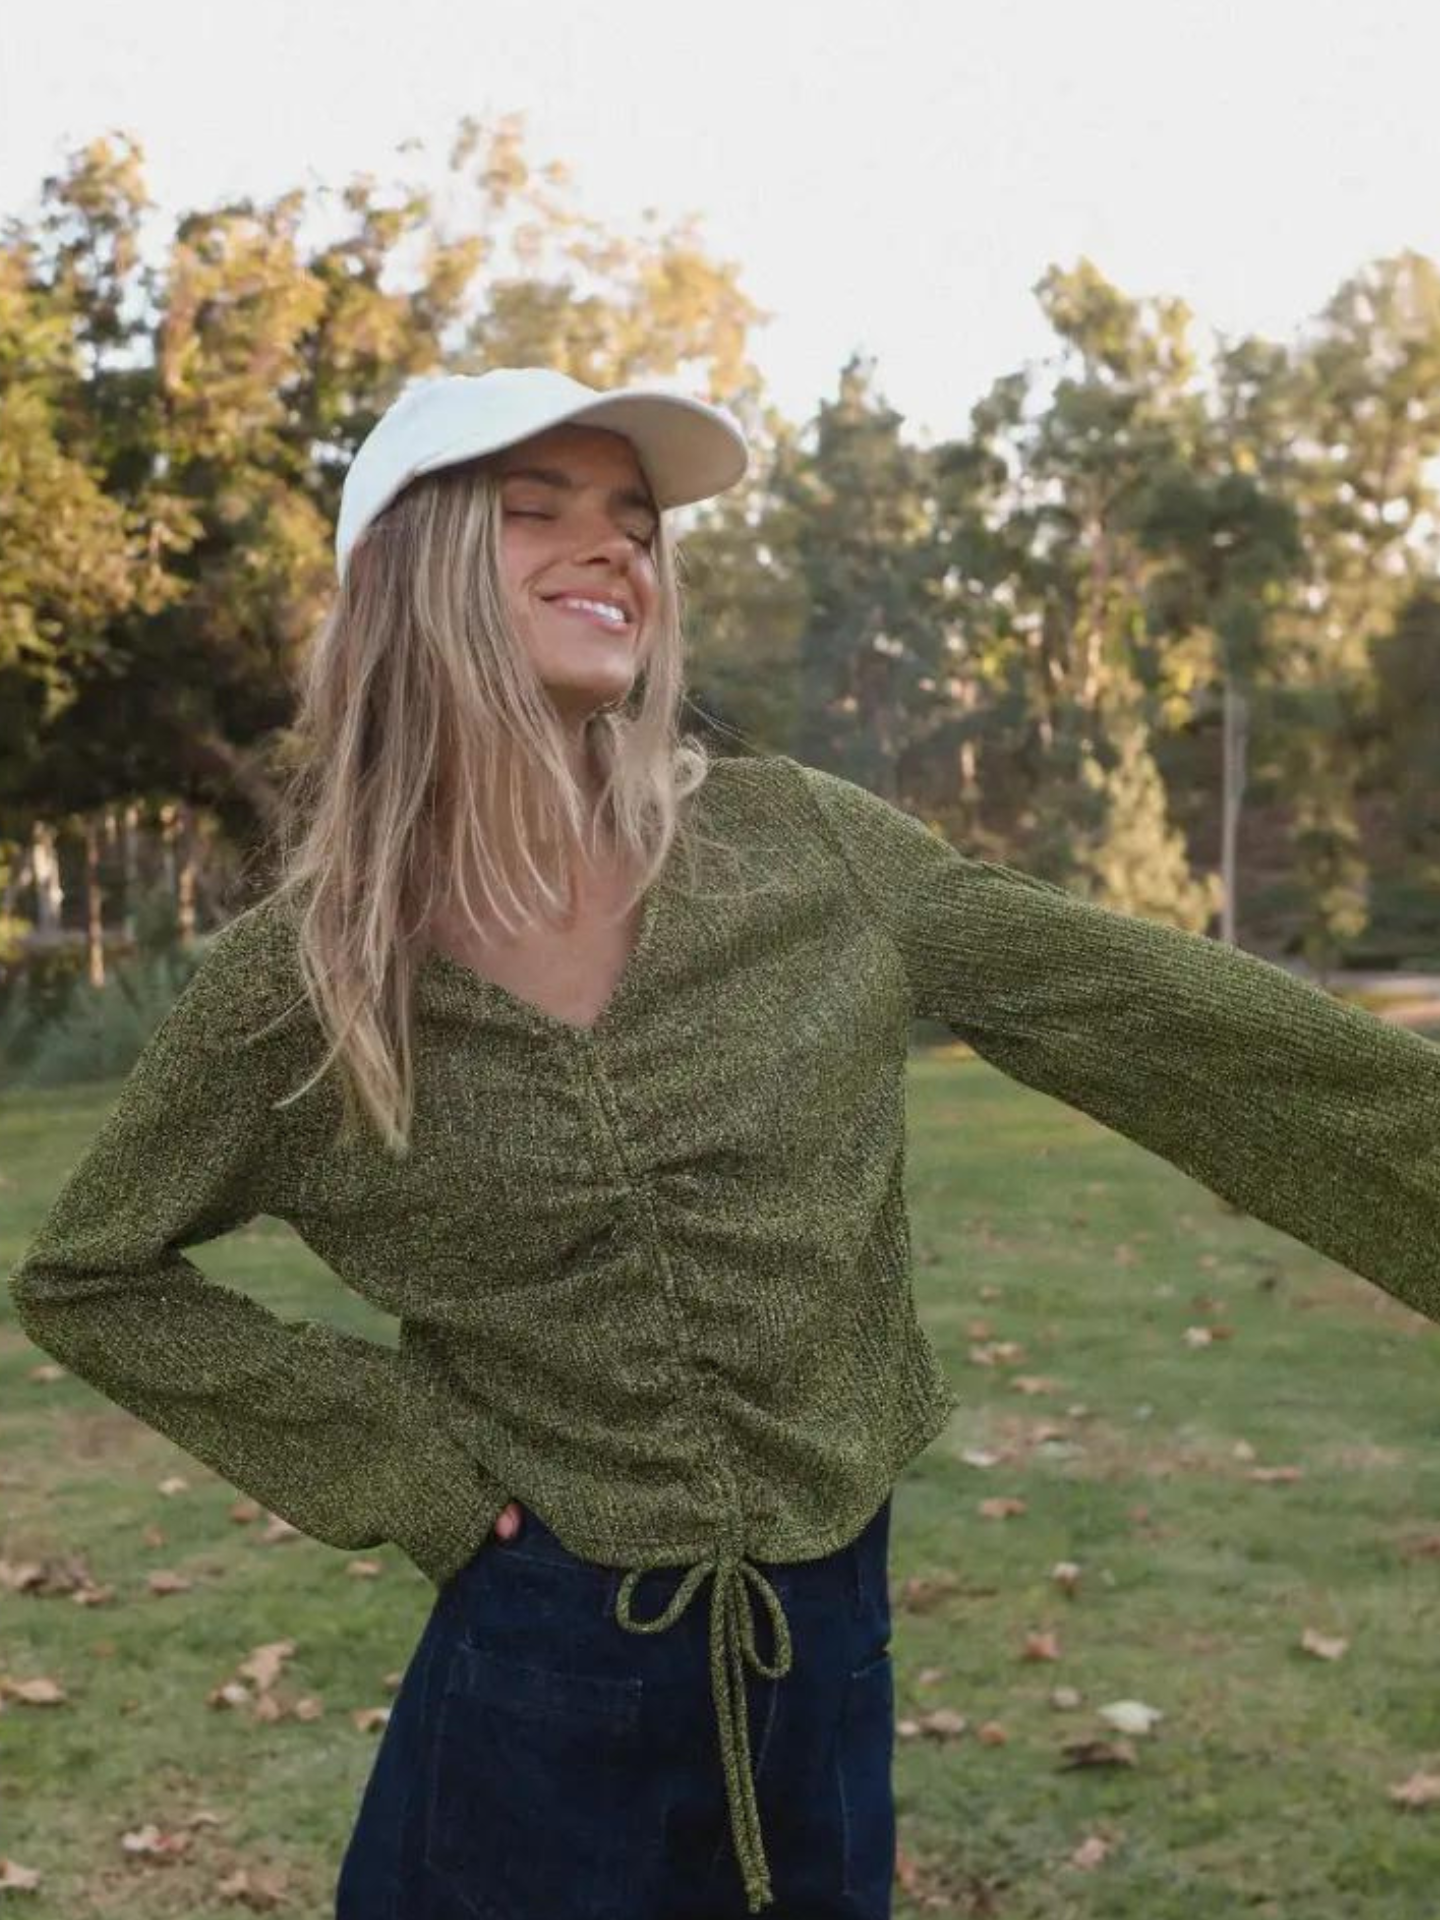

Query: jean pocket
left=424, top=1640, right=647, bottom=1919
left=838, top=1647, right=897, bottom=1911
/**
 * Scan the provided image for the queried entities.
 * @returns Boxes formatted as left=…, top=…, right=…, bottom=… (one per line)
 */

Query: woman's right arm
left=6, top=914, right=510, bottom=1589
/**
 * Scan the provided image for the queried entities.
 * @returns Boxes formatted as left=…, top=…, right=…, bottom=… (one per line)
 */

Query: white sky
left=4, top=0, right=1438, bottom=445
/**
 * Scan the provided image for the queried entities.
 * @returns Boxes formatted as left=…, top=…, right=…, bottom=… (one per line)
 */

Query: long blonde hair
left=248, top=450, right=722, bottom=1156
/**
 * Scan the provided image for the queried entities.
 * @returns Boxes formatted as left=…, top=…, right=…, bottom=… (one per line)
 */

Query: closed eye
left=507, top=507, right=654, bottom=550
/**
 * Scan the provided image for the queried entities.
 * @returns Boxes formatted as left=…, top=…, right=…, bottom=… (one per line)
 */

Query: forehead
left=494, top=423, right=651, bottom=491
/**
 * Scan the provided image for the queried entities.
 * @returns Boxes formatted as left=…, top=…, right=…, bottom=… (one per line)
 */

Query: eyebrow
left=498, top=463, right=660, bottom=527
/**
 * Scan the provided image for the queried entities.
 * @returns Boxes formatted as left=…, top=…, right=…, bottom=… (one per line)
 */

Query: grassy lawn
left=4, top=1037, right=1440, bottom=1916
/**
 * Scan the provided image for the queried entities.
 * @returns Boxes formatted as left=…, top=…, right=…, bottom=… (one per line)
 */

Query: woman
left=13, top=367, right=1440, bottom=1919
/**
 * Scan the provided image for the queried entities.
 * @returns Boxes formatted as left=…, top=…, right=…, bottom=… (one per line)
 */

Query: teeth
left=555, top=596, right=628, bottom=626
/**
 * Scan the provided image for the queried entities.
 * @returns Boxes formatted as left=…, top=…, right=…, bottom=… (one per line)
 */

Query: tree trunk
left=84, top=815, right=105, bottom=988
left=1220, top=672, right=1249, bottom=946
left=31, top=820, right=63, bottom=936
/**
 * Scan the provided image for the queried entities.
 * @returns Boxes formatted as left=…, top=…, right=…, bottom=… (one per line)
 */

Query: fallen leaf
left=898, top=1572, right=965, bottom=1611
left=1389, top=1771, right=1440, bottom=1808
left=216, top=1864, right=289, bottom=1908
left=960, top=1448, right=1001, bottom=1469
left=1059, top=1737, right=1138, bottom=1769
left=1051, top=1685, right=1083, bottom=1709
left=1069, top=1831, right=1116, bottom=1868
left=1022, top=1630, right=1062, bottom=1662
left=147, top=1570, right=193, bottom=1596
left=3, top=1677, right=66, bottom=1706
left=978, top=1497, right=1027, bottom=1520
left=207, top=1683, right=253, bottom=1711
left=229, top=1500, right=262, bottom=1524
left=260, top=1515, right=301, bottom=1545
left=346, top=1559, right=383, bottom=1579
left=975, top=1720, right=1008, bottom=1745
left=27, top=1365, right=63, bottom=1383
left=238, top=1642, right=296, bottom=1692
left=119, top=1823, right=190, bottom=1859
left=1051, top=1561, right=1083, bottom=1595
left=1300, top=1627, right=1349, bottom=1661
left=141, top=1525, right=166, bottom=1549
left=1010, top=1376, right=1060, bottom=1396
left=157, top=1476, right=190, bottom=1496
left=1248, top=1466, right=1304, bottom=1484
left=0, top=1858, right=40, bottom=1890
left=1097, top=1699, right=1164, bottom=1736
left=916, top=1707, right=967, bottom=1739
left=352, top=1706, right=391, bottom=1732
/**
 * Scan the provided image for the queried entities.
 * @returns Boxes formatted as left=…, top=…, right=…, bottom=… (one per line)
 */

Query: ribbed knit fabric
left=10, top=750, right=1440, bottom=1910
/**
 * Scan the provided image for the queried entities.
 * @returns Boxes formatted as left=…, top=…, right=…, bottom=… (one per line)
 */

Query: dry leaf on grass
left=1022, top=1630, right=1062, bottom=1662
left=1096, top=1699, right=1164, bottom=1736
left=147, top=1570, right=193, bottom=1596
left=216, top=1863, right=290, bottom=1909
left=897, top=1707, right=967, bottom=1741
left=1069, top=1831, right=1117, bottom=1868
left=346, top=1559, right=383, bottom=1578
left=978, top=1497, right=1027, bottom=1520
left=0, top=1858, right=40, bottom=1891
left=1, top=1677, right=66, bottom=1706
left=230, top=1500, right=263, bottom=1524
left=238, top=1642, right=296, bottom=1692
left=1059, top=1737, right=1138, bottom=1769
left=27, top=1364, right=64, bottom=1384
left=119, top=1823, right=190, bottom=1860
left=352, top=1706, right=391, bottom=1732
left=1299, top=1627, right=1349, bottom=1660
left=975, top=1720, right=1008, bottom=1745
left=1389, top=1771, right=1440, bottom=1808
left=1248, top=1465, right=1304, bottom=1484
left=1051, top=1561, right=1082, bottom=1594
left=157, top=1476, right=190, bottom=1496
left=898, top=1572, right=965, bottom=1611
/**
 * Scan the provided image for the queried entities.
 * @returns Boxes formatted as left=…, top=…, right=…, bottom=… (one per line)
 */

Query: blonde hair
left=247, top=450, right=726, bottom=1156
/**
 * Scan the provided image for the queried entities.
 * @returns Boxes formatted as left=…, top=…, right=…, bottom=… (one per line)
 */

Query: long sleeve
left=791, top=756, right=1440, bottom=1326
left=5, top=916, right=509, bottom=1587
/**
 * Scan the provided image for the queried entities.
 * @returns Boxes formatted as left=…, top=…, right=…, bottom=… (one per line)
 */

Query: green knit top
left=10, top=751, right=1440, bottom=1912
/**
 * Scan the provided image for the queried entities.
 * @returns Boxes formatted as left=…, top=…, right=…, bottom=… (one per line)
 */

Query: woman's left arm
left=789, top=754, right=1440, bottom=1326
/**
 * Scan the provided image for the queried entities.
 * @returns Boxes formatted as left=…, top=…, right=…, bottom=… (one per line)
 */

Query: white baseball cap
left=334, top=366, right=750, bottom=580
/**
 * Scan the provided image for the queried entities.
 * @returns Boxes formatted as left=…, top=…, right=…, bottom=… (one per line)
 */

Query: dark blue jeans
left=334, top=1494, right=896, bottom=1919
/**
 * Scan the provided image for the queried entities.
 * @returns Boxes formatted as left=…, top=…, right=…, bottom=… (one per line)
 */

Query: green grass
left=4, top=1043, right=1440, bottom=1916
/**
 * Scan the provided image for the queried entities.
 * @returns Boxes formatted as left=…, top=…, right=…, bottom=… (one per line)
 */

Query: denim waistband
left=478, top=1492, right=892, bottom=1623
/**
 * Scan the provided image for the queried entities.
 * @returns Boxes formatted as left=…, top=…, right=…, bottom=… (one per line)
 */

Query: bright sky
left=4, top=0, right=1438, bottom=445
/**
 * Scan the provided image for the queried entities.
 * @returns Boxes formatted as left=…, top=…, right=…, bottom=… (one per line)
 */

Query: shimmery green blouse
left=10, top=751, right=1440, bottom=1911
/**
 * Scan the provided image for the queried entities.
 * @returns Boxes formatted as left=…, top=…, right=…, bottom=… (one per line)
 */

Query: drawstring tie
left=614, top=1542, right=793, bottom=1913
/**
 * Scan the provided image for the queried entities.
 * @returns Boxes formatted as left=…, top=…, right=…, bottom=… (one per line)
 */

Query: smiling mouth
left=542, top=598, right=635, bottom=634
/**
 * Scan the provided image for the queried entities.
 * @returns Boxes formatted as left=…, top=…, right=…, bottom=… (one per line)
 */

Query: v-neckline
left=418, top=843, right=673, bottom=1043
